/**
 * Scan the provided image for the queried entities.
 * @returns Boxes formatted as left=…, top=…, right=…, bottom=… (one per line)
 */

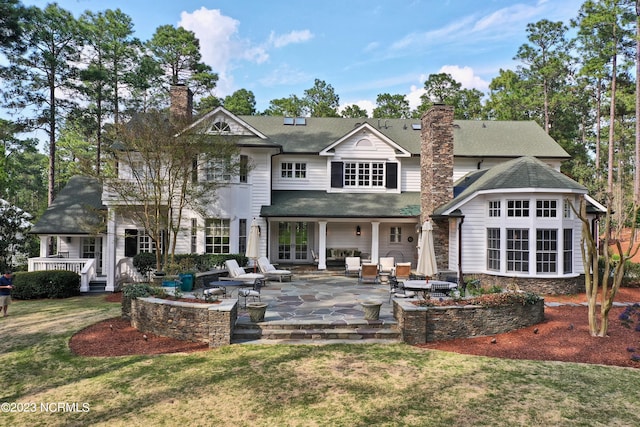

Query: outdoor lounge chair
left=224, top=259, right=265, bottom=283
left=359, top=263, right=379, bottom=284
left=345, top=256, right=361, bottom=277
left=257, top=256, right=292, bottom=282
left=378, top=257, right=395, bottom=275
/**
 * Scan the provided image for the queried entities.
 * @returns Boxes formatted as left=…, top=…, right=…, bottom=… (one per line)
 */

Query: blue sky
left=21, top=0, right=584, bottom=115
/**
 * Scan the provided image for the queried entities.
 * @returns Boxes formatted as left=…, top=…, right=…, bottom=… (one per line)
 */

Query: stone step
left=232, top=320, right=401, bottom=343
left=235, top=318, right=396, bottom=331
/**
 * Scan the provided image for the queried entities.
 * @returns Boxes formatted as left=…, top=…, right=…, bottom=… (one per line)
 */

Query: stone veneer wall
left=468, top=274, right=585, bottom=295
left=131, top=297, right=237, bottom=348
left=420, top=105, right=454, bottom=270
left=393, top=298, right=545, bottom=344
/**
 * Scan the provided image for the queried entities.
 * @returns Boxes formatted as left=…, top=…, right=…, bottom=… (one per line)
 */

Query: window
left=212, top=121, right=230, bottom=132
left=489, top=201, right=501, bottom=217
left=238, top=219, right=247, bottom=254
left=536, top=229, right=557, bottom=273
left=563, top=200, right=572, bottom=219
left=239, top=155, right=249, bottom=183
left=563, top=229, right=573, bottom=274
left=507, top=229, right=529, bottom=272
left=487, top=228, right=500, bottom=271
left=205, top=219, right=230, bottom=254
left=281, top=162, right=306, bottom=179
left=390, top=227, right=402, bottom=243
left=191, top=219, right=197, bottom=253
left=206, top=160, right=231, bottom=182
left=355, top=138, right=373, bottom=147
left=507, top=200, right=529, bottom=217
left=536, top=200, right=557, bottom=218
left=344, top=162, right=385, bottom=188
left=138, top=230, right=157, bottom=253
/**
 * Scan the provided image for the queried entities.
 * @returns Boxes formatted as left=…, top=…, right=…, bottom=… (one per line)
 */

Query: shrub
left=11, top=271, right=80, bottom=299
left=132, top=252, right=156, bottom=279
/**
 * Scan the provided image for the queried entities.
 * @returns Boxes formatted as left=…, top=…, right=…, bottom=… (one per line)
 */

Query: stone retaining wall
left=468, top=274, right=584, bottom=295
left=130, top=297, right=237, bottom=348
left=394, top=297, right=545, bottom=344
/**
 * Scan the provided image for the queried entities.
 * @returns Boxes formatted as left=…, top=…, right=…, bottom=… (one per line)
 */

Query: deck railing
left=28, top=257, right=97, bottom=292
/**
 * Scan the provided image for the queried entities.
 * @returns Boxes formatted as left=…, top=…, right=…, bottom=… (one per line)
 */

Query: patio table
left=401, top=280, right=457, bottom=298
left=205, top=280, right=248, bottom=298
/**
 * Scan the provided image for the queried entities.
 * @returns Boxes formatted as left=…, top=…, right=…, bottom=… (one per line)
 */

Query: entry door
left=277, top=222, right=309, bottom=262
left=82, top=237, right=103, bottom=274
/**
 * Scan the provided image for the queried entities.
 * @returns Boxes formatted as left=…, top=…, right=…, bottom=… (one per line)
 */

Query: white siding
left=272, top=155, right=327, bottom=190
left=402, top=157, right=421, bottom=192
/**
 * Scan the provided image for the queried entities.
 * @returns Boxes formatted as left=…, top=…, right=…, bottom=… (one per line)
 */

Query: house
left=29, top=87, right=603, bottom=294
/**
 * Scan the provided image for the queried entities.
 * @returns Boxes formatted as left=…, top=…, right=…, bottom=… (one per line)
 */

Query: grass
left=0, top=296, right=639, bottom=426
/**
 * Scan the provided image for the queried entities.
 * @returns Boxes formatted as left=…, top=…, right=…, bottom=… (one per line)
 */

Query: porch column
left=105, top=216, right=116, bottom=292
left=318, top=221, right=327, bottom=270
left=370, top=221, right=380, bottom=264
left=39, top=236, right=48, bottom=257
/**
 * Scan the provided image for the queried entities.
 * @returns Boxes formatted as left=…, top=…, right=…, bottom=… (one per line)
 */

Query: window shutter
left=331, top=162, right=343, bottom=188
left=386, top=163, right=398, bottom=189
left=124, top=229, right=138, bottom=257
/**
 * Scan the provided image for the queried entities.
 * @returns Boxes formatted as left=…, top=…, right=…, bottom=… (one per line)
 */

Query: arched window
left=355, top=138, right=373, bottom=148
left=212, top=121, right=230, bottom=132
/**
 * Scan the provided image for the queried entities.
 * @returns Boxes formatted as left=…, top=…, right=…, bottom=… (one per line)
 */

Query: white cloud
left=258, top=64, right=310, bottom=87
left=438, top=65, right=489, bottom=93
left=268, top=30, right=313, bottom=48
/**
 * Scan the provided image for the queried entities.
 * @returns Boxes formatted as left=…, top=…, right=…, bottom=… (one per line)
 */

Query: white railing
left=28, top=257, right=97, bottom=292
left=115, top=257, right=144, bottom=286
left=80, top=259, right=96, bottom=292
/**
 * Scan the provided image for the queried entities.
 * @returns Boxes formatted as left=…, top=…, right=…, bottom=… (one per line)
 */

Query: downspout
left=458, top=215, right=465, bottom=292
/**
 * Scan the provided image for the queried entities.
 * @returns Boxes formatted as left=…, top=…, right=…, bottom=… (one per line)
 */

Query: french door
left=277, top=222, right=309, bottom=262
left=82, top=237, right=103, bottom=274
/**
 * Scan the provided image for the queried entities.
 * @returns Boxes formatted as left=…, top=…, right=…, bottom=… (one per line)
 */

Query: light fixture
left=66, top=236, right=72, bottom=243
left=356, top=225, right=361, bottom=236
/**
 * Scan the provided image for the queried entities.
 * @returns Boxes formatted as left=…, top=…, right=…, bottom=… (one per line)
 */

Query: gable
left=320, top=123, right=411, bottom=158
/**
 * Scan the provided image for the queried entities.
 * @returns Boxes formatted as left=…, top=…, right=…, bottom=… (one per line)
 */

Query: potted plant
left=361, top=300, right=383, bottom=320
left=246, top=302, right=268, bottom=322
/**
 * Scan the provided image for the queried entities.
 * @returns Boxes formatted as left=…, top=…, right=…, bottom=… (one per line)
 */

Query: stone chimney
left=420, top=104, right=454, bottom=271
left=170, top=84, right=193, bottom=122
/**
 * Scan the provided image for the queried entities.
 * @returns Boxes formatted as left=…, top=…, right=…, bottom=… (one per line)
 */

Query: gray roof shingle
left=30, top=176, right=105, bottom=235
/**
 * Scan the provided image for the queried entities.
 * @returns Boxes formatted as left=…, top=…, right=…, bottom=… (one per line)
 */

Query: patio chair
left=394, top=262, right=412, bottom=280
left=345, top=256, right=361, bottom=277
left=257, top=256, right=292, bottom=282
left=359, top=263, right=379, bottom=284
left=388, top=276, right=416, bottom=302
left=238, top=278, right=264, bottom=308
left=224, top=259, right=265, bottom=283
left=378, top=257, right=395, bottom=275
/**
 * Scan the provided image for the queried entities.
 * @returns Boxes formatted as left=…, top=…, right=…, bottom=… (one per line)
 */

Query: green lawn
left=0, top=296, right=639, bottom=427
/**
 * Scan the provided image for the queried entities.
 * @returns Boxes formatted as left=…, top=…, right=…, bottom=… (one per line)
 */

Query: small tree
left=103, top=110, right=240, bottom=271
left=574, top=195, right=639, bottom=336
left=0, top=200, right=32, bottom=271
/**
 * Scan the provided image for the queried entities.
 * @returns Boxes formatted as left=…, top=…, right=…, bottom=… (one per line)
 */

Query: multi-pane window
left=536, top=229, right=557, bottom=273
left=213, top=121, right=230, bottom=132
left=536, top=200, right=557, bottom=218
left=139, top=230, right=156, bottom=253
left=507, top=229, right=529, bottom=272
left=563, top=200, right=572, bottom=219
left=191, top=219, right=197, bottom=253
left=205, top=219, right=230, bottom=254
left=281, top=162, right=306, bottom=178
left=205, top=160, right=231, bottom=182
left=489, top=201, right=501, bottom=217
left=344, top=162, right=385, bottom=187
left=563, top=229, right=573, bottom=274
left=487, top=228, right=501, bottom=271
left=239, top=155, right=248, bottom=183
left=390, top=227, right=402, bottom=243
left=238, top=219, right=247, bottom=254
left=507, top=200, right=529, bottom=217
